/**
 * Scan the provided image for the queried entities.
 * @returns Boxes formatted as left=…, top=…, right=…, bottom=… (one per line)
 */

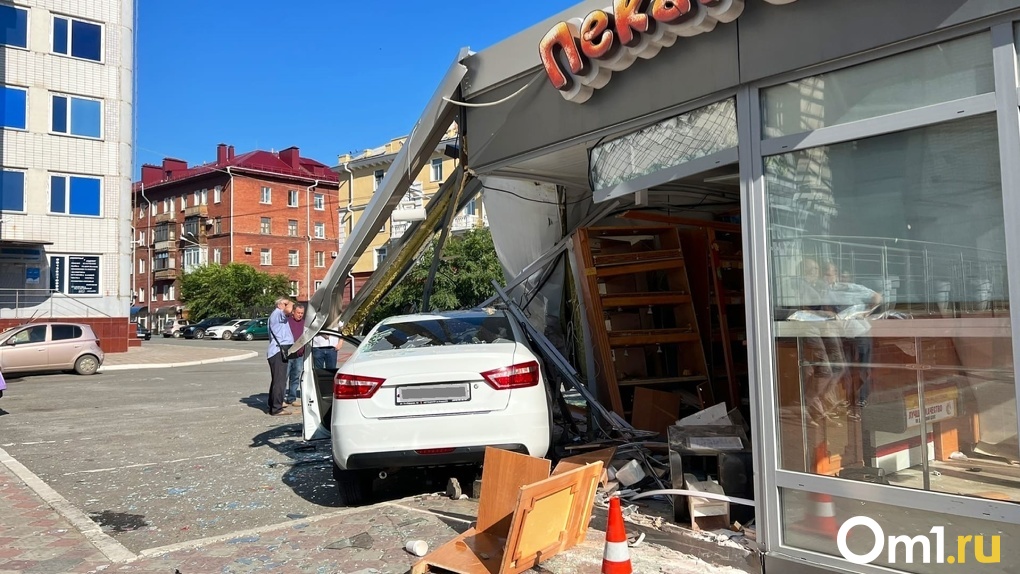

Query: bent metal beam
left=539, top=0, right=798, bottom=103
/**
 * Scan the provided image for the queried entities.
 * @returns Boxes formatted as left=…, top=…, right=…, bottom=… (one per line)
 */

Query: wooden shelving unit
left=573, top=226, right=712, bottom=431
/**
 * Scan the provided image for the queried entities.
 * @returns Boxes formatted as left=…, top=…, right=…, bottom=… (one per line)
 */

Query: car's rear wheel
left=173, top=331, right=182, bottom=338
left=333, top=464, right=371, bottom=506
left=222, top=330, right=233, bottom=340
left=195, top=330, right=205, bottom=339
left=74, top=354, right=100, bottom=375
left=244, top=332, right=254, bottom=341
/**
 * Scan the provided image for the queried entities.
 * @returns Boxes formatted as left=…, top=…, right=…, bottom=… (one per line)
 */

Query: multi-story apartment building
left=0, top=1, right=135, bottom=351
left=132, top=144, right=341, bottom=331
left=334, top=125, right=485, bottom=302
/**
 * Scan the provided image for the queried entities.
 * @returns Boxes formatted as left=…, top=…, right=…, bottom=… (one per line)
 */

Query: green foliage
left=367, top=228, right=505, bottom=326
left=179, top=262, right=290, bottom=321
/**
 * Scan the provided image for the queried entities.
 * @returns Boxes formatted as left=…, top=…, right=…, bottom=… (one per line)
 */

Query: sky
left=135, top=0, right=580, bottom=175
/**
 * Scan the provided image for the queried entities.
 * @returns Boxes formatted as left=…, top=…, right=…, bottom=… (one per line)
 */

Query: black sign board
left=68, top=255, right=100, bottom=295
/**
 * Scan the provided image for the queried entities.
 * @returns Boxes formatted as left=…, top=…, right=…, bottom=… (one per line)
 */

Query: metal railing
left=0, top=288, right=113, bottom=320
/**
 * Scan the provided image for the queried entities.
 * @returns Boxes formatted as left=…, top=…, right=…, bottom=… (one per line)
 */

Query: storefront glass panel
left=762, top=33, right=993, bottom=138
left=765, top=113, right=1016, bottom=503
left=780, top=488, right=1019, bottom=573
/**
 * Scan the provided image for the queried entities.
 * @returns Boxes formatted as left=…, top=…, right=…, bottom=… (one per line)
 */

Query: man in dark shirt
left=285, top=303, right=306, bottom=406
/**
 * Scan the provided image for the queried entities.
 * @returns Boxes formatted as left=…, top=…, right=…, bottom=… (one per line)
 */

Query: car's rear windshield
left=363, top=316, right=515, bottom=352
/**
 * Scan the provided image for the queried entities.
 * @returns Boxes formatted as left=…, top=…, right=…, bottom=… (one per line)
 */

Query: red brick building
left=131, top=144, right=342, bottom=330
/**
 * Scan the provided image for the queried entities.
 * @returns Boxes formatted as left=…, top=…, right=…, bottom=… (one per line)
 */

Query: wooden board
left=553, top=447, right=616, bottom=486
left=500, top=462, right=604, bottom=573
left=632, top=387, right=684, bottom=436
left=475, top=447, right=550, bottom=538
left=410, top=527, right=504, bottom=574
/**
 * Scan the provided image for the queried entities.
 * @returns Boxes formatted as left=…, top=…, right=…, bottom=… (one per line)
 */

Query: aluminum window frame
left=0, top=168, right=26, bottom=212
left=51, top=13, right=103, bottom=63
left=50, top=92, right=103, bottom=139
left=48, top=172, right=102, bottom=217
left=741, top=15, right=1020, bottom=569
left=0, top=3, right=28, bottom=50
left=1, top=84, right=27, bottom=130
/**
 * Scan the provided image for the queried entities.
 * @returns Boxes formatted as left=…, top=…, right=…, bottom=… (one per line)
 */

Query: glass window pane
left=52, top=95, right=67, bottom=132
left=0, top=5, right=27, bottom=48
left=69, top=176, right=100, bottom=216
left=70, top=19, right=101, bottom=61
left=781, top=489, right=1015, bottom=572
left=52, top=17, right=68, bottom=54
left=1, top=87, right=26, bottom=129
left=50, top=176, right=66, bottom=213
left=70, top=98, right=100, bottom=137
left=0, top=170, right=24, bottom=211
left=590, top=98, right=738, bottom=190
left=767, top=114, right=1014, bottom=503
left=763, top=33, right=993, bottom=138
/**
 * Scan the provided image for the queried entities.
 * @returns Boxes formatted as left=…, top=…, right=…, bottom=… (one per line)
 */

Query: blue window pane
left=0, top=5, right=28, bottom=48
left=50, top=176, right=66, bottom=213
left=1, top=171, right=25, bottom=211
left=1, top=87, right=26, bottom=129
left=52, top=95, right=67, bottom=133
left=70, top=20, right=101, bottom=61
left=53, top=17, right=68, bottom=54
left=70, top=98, right=100, bottom=137
left=69, top=176, right=100, bottom=216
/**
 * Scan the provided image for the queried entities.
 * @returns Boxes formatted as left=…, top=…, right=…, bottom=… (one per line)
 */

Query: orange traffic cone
left=602, top=496, right=633, bottom=574
left=791, top=442, right=839, bottom=539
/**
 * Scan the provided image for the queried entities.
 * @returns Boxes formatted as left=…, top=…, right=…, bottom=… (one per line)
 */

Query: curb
left=100, top=351, right=259, bottom=371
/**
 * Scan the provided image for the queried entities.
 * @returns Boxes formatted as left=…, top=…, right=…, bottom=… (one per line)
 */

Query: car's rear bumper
left=332, top=401, right=550, bottom=470
left=344, top=443, right=527, bottom=469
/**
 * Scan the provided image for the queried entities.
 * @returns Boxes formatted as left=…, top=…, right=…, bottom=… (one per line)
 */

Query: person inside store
left=796, top=257, right=846, bottom=427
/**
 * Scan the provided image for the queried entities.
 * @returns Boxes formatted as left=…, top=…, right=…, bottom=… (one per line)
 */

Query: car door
left=48, top=324, right=83, bottom=369
left=301, top=330, right=362, bottom=441
left=0, top=325, right=50, bottom=371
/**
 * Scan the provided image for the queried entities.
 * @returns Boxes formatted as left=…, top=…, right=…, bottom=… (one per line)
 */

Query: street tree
left=180, top=262, right=290, bottom=321
left=367, top=228, right=505, bottom=326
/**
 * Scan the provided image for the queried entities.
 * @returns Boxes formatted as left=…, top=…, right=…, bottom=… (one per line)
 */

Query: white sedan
left=203, top=319, right=250, bottom=340
left=325, top=309, right=551, bottom=505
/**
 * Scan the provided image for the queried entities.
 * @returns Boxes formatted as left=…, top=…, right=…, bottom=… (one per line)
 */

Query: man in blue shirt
left=267, top=297, right=295, bottom=416
left=285, top=303, right=306, bottom=406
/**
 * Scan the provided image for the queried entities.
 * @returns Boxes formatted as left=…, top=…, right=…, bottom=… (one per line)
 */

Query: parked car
left=162, top=319, right=190, bottom=338
left=0, top=322, right=104, bottom=375
left=180, top=317, right=232, bottom=339
left=134, top=323, right=151, bottom=340
left=236, top=317, right=269, bottom=341
left=204, top=319, right=251, bottom=340
left=324, top=309, right=551, bottom=505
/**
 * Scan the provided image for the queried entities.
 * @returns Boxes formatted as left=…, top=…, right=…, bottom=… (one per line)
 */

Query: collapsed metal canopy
left=294, top=49, right=470, bottom=349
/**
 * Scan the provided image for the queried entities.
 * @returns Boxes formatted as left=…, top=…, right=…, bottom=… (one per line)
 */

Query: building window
left=260, top=186, right=271, bottom=204
left=289, top=281, right=299, bottom=297
left=0, top=5, right=28, bottom=48
left=314, top=193, right=324, bottom=210
left=213, top=217, right=222, bottom=234
left=51, top=94, right=101, bottom=138
left=373, top=169, right=385, bottom=191
left=52, top=15, right=102, bottom=61
left=169, top=285, right=175, bottom=300
left=465, top=198, right=476, bottom=216
left=260, top=248, right=271, bottom=265
left=163, top=198, right=170, bottom=213
left=183, top=217, right=199, bottom=238
left=288, top=219, right=298, bottom=237
left=182, top=247, right=203, bottom=273
left=260, top=217, right=271, bottom=234
left=288, top=189, right=298, bottom=207
left=199, top=189, right=208, bottom=205
left=150, top=202, right=156, bottom=216
left=179, top=196, right=185, bottom=211
left=213, top=185, right=222, bottom=203
left=0, top=170, right=25, bottom=212
left=137, top=288, right=144, bottom=303
left=213, top=248, right=221, bottom=264
left=314, top=280, right=323, bottom=290
left=315, top=251, right=325, bottom=267
left=138, top=259, right=145, bottom=274
left=314, top=222, right=325, bottom=239
left=375, top=246, right=387, bottom=268
left=430, top=158, right=443, bottom=182
left=1, top=86, right=26, bottom=129
left=288, top=250, right=299, bottom=267
left=50, top=174, right=100, bottom=216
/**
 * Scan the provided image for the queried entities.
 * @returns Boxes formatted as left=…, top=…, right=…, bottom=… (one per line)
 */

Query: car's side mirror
left=5, top=339, right=18, bottom=346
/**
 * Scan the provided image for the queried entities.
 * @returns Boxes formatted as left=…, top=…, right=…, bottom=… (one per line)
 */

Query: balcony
left=153, top=268, right=178, bottom=281
left=153, top=233, right=177, bottom=252
left=452, top=214, right=479, bottom=232
left=184, top=204, right=208, bottom=218
left=155, top=211, right=176, bottom=223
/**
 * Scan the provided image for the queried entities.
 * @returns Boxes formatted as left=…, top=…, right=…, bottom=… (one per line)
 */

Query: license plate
left=395, top=383, right=470, bottom=405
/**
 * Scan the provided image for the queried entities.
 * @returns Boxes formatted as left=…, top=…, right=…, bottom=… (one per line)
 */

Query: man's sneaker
left=288, top=400, right=301, bottom=407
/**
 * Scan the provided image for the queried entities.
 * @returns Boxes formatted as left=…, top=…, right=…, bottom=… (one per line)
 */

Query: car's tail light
left=334, top=373, right=384, bottom=399
left=481, top=361, right=540, bottom=390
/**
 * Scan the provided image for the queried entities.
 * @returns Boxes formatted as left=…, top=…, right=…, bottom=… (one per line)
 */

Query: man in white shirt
left=312, top=330, right=343, bottom=369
